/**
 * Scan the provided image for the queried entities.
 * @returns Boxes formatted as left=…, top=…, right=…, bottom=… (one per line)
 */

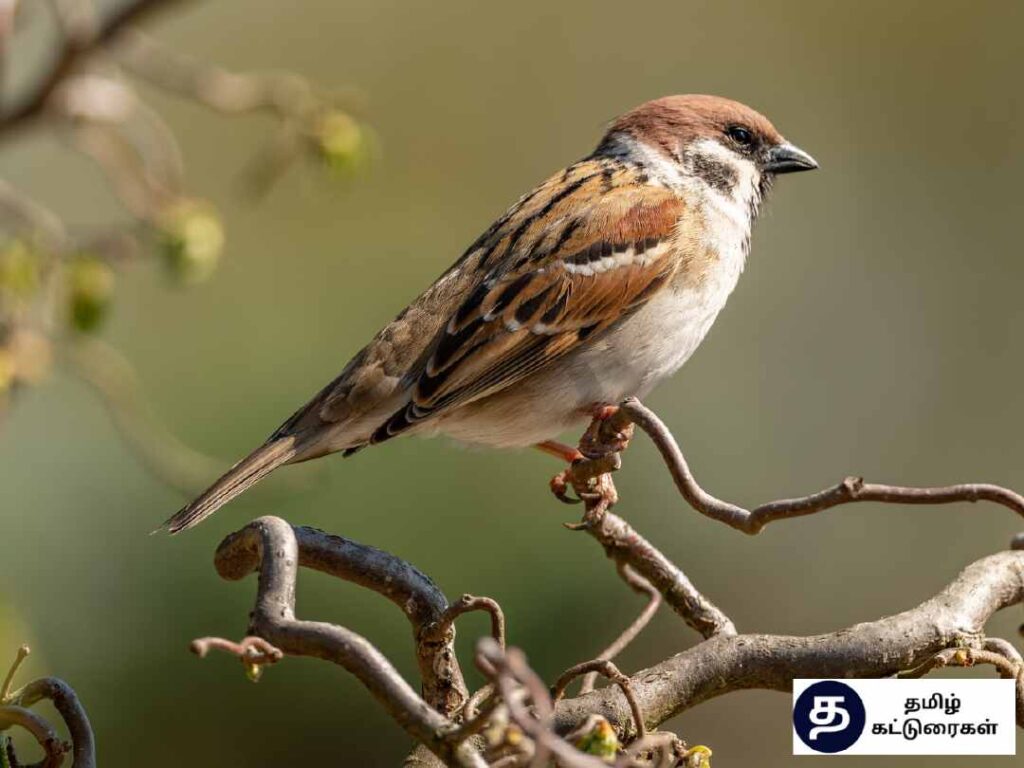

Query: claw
left=550, top=470, right=582, bottom=504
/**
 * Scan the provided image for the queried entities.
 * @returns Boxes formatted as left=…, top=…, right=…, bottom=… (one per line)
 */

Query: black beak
left=764, top=142, right=818, bottom=174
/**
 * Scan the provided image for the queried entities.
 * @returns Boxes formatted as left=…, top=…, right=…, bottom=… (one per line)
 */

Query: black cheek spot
left=690, top=154, right=739, bottom=194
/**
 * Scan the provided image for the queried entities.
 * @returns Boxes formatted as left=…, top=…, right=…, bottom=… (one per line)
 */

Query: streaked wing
left=373, top=160, right=685, bottom=441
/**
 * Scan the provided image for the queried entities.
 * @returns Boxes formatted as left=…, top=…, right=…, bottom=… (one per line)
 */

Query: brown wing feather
left=373, top=176, right=685, bottom=441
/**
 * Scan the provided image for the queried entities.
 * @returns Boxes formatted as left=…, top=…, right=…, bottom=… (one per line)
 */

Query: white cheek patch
left=687, top=138, right=761, bottom=204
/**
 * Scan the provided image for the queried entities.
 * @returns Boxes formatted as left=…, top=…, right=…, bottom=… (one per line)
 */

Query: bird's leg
left=536, top=440, right=586, bottom=504
left=536, top=440, right=585, bottom=463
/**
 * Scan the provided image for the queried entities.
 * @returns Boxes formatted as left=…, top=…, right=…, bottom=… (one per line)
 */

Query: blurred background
left=2, top=0, right=1023, bottom=764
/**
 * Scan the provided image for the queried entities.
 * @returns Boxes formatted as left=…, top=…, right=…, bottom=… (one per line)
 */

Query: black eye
left=725, top=125, right=753, bottom=147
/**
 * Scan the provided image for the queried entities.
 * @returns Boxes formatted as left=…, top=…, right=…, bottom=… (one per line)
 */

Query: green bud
left=244, top=661, right=263, bottom=683
left=312, top=111, right=369, bottom=174
left=0, top=240, right=41, bottom=304
left=684, top=745, right=713, bottom=768
left=156, top=200, right=225, bottom=285
left=574, top=716, right=620, bottom=761
left=67, top=255, right=115, bottom=332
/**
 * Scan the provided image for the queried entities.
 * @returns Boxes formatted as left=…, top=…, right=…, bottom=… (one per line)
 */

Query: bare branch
left=0, top=647, right=28, bottom=703
left=0, top=0, right=183, bottom=140
left=189, top=635, right=283, bottom=665
left=578, top=567, right=661, bottom=696
left=620, top=397, right=1024, bottom=534
left=553, top=549, right=1024, bottom=738
left=900, top=646, right=1024, bottom=727
left=0, top=648, right=93, bottom=768
left=552, top=659, right=646, bottom=739
left=114, top=30, right=326, bottom=120
left=571, top=499, right=735, bottom=639
left=0, top=705, right=66, bottom=768
left=210, top=516, right=488, bottom=766
left=13, top=678, right=95, bottom=768
left=430, top=595, right=506, bottom=650
left=478, top=640, right=607, bottom=768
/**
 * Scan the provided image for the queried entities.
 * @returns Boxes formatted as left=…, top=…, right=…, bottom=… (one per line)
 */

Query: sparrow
left=163, top=94, right=817, bottom=533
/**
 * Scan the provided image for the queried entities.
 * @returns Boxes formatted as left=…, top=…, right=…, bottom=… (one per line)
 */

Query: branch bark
left=215, top=516, right=468, bottom=716
left=553, top=549, right=1024, bottom=737
left=196, top=398, right=1024, bottom=765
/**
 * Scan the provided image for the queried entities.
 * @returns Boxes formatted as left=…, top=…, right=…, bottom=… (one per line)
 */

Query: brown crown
left=601, top=94, right=784, bottom=158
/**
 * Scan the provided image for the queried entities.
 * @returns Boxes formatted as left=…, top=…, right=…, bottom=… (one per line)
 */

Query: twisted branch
left=619, top=397, right=1024, bottom=534
left=194, top=398, right=1024, bottom=765
left=214, top=517, right=468, bottom=717
left=0, top=647, right=95, bottom=768
left=553, top=549, right=1024, bottom=737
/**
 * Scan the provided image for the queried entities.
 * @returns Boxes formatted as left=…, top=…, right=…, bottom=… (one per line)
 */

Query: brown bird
left=162, top=94, right=817, bottom=533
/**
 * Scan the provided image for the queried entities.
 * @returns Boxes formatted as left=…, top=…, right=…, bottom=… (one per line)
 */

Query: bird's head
left=598, top=94, right=817, bottom=206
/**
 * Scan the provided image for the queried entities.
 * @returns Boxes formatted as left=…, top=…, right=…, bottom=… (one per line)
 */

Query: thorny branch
left=194, top=396, right=1024, bottom=765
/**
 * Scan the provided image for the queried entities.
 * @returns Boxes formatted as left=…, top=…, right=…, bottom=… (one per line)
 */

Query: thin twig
left=430, top=595, right=506, bottom=650
left=620, top=397, right=1024, bottom=534
left=552, top=659, right=646, bottom=739
left=0, top=0, right=182, bottom=139
left=189, top=636, right=284, bottom=664
left=478, top=640, right=606, bottom=768
left=0, top=647, right=28, bottom=703
left=579, top=566, right=661, bottom=695
left=984, top=637, right=1023, bottom=664
left=574, top=498, right=736, bottom=639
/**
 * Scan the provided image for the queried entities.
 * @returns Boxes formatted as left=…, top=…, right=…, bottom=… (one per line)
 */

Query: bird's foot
left=548, top=452, right=622, bottom=507
left=538, top=441, right=586, bottom=504
left=539, top=405, right=633, bottom=508
left=579, top=404, right=635, bottom=460
left=550, top=467, right=581, bottom=505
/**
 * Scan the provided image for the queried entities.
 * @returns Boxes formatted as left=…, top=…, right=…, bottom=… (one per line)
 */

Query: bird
left=162, top=94, right=817, bottom=533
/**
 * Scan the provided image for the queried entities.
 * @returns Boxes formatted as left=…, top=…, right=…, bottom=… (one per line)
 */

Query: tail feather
left=159, top=439, right=298, bottom=534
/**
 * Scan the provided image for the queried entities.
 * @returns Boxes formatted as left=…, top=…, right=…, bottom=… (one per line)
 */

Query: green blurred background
left=3, top=0, right=1023, bottom=764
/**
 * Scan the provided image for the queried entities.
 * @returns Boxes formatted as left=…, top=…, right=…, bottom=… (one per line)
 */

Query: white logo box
left=793, top=678, right=1016, bottom=755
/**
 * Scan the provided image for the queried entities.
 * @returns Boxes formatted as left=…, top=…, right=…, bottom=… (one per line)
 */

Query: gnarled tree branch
left=553, top=549, right=1024, bottom=737
left=194, top=398, right=1024, bottom=766
left=214, top=516, right=469, bottom=717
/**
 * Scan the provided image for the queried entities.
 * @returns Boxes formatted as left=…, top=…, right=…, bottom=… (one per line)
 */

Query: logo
left=793, top=680, right=866, bottom=753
